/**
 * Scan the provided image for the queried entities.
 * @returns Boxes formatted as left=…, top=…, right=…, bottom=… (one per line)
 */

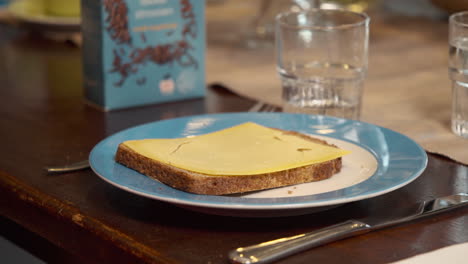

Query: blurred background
left=205, top=0, right=462, bottom=48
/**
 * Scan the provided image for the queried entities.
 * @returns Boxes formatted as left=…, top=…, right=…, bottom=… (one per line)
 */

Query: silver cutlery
left=44, top=102, right=279, bottom=173
left=228, top=193, right=468, bottom=264
left=248, top=102, right=279, bottom=112
left=44, top=159, right=90, bottom=173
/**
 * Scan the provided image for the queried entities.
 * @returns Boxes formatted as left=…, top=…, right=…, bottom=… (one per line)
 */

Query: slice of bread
left=115, top=129, right=343, bottom=195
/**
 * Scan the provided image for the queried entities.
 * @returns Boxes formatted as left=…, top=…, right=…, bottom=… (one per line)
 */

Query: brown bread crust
left=115, top=130, right=342, bottom=195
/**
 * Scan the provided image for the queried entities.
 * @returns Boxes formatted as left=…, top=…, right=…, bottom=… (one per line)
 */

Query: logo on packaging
left=159, top=74, right=175, bottom=95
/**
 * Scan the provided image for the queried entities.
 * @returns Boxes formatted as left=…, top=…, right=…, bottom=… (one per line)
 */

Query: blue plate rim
left=89, top=112, right=428, bottom=210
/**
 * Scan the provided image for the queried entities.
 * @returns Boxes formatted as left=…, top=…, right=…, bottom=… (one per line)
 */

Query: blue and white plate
left=90, top=113, right=427, bottom=217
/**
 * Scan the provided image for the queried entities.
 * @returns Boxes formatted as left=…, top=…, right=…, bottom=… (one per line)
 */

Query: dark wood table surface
left=1, top=22, right=467, bottom=264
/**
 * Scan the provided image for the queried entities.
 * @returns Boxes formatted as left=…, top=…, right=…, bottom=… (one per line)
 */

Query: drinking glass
left=449, top=11, right=468, bottom=138
left=245, top=0, right=319, bottom=48
left=275, top=9, right=369, bottom=120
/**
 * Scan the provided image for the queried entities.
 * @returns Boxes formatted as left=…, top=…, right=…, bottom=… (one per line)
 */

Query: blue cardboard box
left=81, top=0, right=205, bottom=111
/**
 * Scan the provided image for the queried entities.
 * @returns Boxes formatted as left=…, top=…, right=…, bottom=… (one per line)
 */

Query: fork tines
left=248, top=102, right=281, bottom=112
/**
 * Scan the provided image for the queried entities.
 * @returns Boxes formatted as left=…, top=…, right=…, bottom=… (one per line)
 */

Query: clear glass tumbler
left=449, top=11, right=468, bottom=138
left=275, top=9, right=369, bottom=120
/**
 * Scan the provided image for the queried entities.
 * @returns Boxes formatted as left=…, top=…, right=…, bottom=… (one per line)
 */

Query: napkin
left=389, top=242, right=468, bottom=264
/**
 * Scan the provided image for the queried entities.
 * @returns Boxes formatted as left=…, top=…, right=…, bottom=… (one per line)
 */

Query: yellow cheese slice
left=121, top=122, right=350, bottom=176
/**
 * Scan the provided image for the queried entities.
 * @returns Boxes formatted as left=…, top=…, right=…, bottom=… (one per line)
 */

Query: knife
left=228, top=193, right=468, bottom=264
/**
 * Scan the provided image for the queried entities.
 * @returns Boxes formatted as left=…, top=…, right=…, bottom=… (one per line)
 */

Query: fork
left=44, top=102, right=280, bottom=173
left=248, top=102, right=280, bottom=112
left=44, top=159, right=90, bottom=173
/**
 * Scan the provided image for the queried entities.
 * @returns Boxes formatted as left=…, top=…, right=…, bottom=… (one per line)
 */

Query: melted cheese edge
left=121, top=122, right=350, bottom=175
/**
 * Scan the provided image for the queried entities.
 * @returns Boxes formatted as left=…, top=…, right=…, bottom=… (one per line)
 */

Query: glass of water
left=449, top=11, right=468, bottom=138
left=275, top=9, right=369, bottom=120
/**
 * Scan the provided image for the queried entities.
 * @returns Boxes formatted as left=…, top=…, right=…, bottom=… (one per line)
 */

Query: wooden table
left=1, top=14, right=468, bottom=264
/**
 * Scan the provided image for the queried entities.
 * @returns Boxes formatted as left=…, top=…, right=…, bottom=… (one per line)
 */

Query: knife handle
left=228, top=220, right=371, bottom=264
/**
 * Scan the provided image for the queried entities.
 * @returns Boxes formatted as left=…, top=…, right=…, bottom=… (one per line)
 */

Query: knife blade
left=228, top=193, right=468, bottom=264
